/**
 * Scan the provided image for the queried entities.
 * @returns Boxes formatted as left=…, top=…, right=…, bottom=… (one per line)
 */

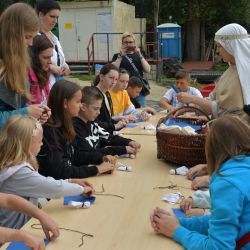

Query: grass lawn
left=70, top=73, right=95, bottom=82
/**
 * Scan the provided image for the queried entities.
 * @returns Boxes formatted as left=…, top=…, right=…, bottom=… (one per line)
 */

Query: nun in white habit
left=176, top=23, right=250, bottom=123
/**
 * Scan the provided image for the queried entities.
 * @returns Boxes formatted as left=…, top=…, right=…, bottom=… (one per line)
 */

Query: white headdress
left=215, top=23, right=250, bottom=105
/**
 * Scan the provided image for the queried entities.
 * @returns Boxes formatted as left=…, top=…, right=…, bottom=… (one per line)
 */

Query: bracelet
left=139, top=55, right=144, bottom=60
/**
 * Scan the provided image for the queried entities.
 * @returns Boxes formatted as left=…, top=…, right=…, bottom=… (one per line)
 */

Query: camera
left=126, top=45, right=136, bottom=53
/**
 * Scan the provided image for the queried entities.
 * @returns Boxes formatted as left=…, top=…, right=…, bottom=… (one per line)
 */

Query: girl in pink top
left=28, top=34, right=53, bottom=105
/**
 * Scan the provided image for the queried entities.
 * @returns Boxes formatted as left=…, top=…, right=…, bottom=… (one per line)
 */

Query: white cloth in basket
left=158, top=123, right=197, bottom=135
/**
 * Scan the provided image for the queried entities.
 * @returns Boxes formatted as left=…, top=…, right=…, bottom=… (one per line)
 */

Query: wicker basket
left=156, top=106, right=210, bottom=167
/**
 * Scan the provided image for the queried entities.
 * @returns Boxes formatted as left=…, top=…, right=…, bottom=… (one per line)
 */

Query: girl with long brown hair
left=93, top=63, right=127, bottom=133
left=28, top=33, right=53, bottom=105
left=0, top=3, right=50, bottom=127
left=37, top=79, right=115, bottom=179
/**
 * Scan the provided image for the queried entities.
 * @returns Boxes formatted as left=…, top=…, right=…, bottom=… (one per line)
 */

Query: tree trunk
left=200, top=21, right=205, bottom=61
left=153, top=0, right=159, bottom=60
left=184, top=19, right=201, bottom=61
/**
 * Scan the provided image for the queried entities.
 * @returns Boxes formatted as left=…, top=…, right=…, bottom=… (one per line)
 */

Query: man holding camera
left=112, top=32, right=151, bottom=106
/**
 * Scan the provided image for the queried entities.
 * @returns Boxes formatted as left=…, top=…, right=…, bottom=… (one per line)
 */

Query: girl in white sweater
left=0, top=115, right=94, bottom=229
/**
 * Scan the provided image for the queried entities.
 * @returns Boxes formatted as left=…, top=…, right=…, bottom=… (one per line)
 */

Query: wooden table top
left=2, top=134, right=191, bottom=250
left=119, top=112, right=166, bottom=136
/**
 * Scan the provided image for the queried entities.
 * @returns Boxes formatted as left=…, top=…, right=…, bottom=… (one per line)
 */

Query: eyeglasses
left=122, top=41, right=134, bottom=45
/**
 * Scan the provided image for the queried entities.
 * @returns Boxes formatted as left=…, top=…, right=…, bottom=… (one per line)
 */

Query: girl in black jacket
left=93, top=64, right=127, bottom=133
left=37, top=79, right=114, bottom=179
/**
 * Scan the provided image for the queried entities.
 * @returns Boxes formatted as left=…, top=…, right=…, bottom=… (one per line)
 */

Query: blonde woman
left=0, top=115, right=94, bottom=229
left=0, top=3, right=50, bottom=128
left=112, top=32, right=151, bottom=106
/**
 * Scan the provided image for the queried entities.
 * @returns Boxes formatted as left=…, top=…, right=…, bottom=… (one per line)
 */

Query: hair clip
left=32, top=120, right=42, bottom=137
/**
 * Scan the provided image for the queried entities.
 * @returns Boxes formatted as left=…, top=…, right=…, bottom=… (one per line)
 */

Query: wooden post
left=153, top=0, right=159, bottom=80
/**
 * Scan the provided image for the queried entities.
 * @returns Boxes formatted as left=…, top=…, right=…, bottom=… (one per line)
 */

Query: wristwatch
left=139, top=55, right=144, bottom=60
left=117, top=53, right=122, bottom=59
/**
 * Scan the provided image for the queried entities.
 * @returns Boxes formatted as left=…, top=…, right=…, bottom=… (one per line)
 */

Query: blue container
left=157, top=23, right=182, bottom=62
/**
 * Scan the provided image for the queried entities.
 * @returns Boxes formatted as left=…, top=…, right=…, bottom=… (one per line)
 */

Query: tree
left=122, top=0, right=250, bottom=60
left=3, top=0, right=250, bottom=61
left=0, top=0, right=36, bottom=13
left=183, top=0, right=250, bottom=60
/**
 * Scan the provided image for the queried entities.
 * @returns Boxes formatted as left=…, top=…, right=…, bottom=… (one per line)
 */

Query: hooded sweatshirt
left=94, top=86, right=116, bottom=133
left=38, top=125, right=98, bottom=179
left=0, top=162, right=83, bottom=229
left=73, top=117, right=131, bottom=164
left=174, top=155, right=250, bottom=250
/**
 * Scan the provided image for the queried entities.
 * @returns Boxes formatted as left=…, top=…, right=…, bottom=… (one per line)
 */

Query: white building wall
left=113, top=0, right=146, bottom=53
left=58, top=0, right=146, bottom=62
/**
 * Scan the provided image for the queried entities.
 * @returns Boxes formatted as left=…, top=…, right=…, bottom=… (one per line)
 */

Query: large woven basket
left=156, top=106, right=210, bottom=167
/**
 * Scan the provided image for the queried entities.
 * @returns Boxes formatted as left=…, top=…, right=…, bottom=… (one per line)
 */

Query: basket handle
left=156, top=116, right=166, bottom=128
left=166, top=106, right=211, bottom=121
left=156, top=106, right=211, bottom=129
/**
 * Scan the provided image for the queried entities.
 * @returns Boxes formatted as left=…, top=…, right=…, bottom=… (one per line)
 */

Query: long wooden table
left=2, top=134, right=191, bottom=250
left=119, top=112, right=166, bottom=136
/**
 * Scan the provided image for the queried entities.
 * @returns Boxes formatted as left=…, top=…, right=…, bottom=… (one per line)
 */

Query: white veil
left=215, top=23, right=250, bottom=105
